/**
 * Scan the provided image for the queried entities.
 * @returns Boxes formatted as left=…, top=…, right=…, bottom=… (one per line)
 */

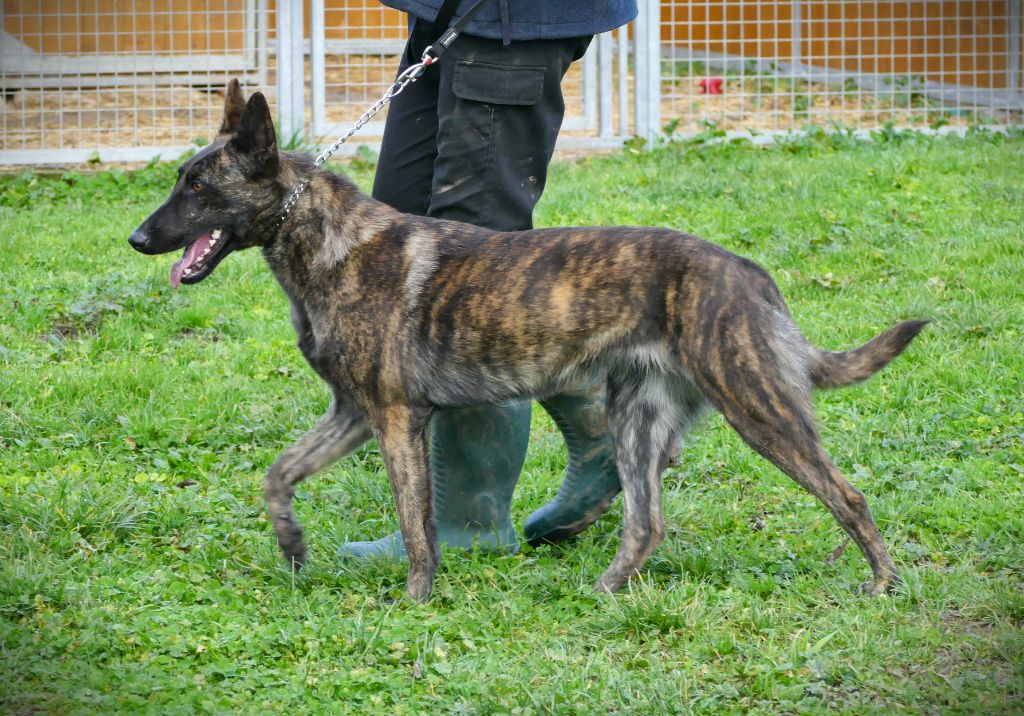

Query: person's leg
left=370, top=20, right=439, bottom=215
left=428, top=32, right=621, bottom=545
left=427, top=32, right=589, bottom=229
left=339, top=402, right=531, bottom=558
left=526, top=376, right=621, bottom=545
left=340, top=22, right=531, bottom=558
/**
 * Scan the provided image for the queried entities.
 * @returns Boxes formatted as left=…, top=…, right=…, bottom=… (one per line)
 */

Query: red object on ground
left=699, top=77, right=724, bottom=94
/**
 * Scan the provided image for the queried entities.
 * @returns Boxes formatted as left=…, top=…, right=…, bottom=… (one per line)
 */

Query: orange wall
left=663, top=1, right=796, bottom=63
left=302, top=0, right=406, bottom=40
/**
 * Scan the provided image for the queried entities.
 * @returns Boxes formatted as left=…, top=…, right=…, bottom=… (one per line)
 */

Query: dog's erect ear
left=230, top=92, right=279, bottom=177
left=218, top=79, right=246, bottom=135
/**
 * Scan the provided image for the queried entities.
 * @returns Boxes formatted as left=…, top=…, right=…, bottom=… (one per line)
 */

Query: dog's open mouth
left=170, top=228, right=232, bottom=288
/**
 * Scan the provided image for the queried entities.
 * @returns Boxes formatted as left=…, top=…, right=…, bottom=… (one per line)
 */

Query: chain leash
left=275, top=0, right=490, bottom=226
left=276, top=48, right=438, bottom=225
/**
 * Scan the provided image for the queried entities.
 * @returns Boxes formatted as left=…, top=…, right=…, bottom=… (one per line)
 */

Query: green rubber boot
left=337, top=401, right=531, bottom=559
left=524, top=377, right=621, bottom=546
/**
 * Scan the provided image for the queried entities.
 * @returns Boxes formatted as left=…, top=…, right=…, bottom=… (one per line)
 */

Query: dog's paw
left=859, top=573, right=901, bottom=596
left=404, top=583, right=432, bottom=604
left=592, top=573, right=625, bottom=595
left=277, top=535, right=307, bottom=569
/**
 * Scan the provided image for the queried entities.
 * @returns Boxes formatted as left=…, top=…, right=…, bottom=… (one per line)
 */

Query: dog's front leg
left=264, top=397, right=372, bottom=567
left=370, top=405, right=437, bottom=603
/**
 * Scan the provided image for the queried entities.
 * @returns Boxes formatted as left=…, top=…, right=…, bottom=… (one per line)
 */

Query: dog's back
left=377, top=221, right=923, bottom=408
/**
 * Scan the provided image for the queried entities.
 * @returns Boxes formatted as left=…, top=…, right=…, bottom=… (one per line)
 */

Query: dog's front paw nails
left=859, top=573, right=901, bottom=596
left=592, top=574, right=624, bottom=595
left=403, top=567, right=435, bottom=604
left=278, top=535, right=307, bottom=569
left=404, top=584, right=432, bottom=604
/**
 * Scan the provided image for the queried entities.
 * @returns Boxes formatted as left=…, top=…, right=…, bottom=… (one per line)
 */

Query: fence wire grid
left=1, top=1, right=1021, bottom=166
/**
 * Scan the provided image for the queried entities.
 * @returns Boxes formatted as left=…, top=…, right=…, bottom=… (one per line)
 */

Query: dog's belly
left=416, top=325, right=675, bottom=408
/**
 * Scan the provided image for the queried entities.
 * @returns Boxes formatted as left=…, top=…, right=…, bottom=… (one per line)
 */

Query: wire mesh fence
left=1, top=1, right=1021, bottom=166
left=657, top=1, right=1024, bottom=135
left=1, top=0, right=274, bottom=163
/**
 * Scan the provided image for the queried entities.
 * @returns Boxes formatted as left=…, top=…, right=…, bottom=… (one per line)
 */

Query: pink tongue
left=169, top=233, right=213, bottom=288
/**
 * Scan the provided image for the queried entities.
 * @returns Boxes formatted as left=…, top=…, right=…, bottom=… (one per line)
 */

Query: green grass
left=1, top=132, right=1022, bottom=715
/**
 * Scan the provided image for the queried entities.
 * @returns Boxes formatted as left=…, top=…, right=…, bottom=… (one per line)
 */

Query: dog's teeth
left=201, top=248, right=210, bottom=257
left=212, top=228, right=222, bottom=239
left=183, top=268, right=192, bottom=275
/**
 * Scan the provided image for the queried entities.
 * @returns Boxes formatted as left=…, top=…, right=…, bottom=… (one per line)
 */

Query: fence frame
left=1, top=0, right=1022, bottom=166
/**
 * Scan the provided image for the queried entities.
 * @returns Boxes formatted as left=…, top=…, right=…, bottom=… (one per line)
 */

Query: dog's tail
left=808, top=319, right=930, bottom=389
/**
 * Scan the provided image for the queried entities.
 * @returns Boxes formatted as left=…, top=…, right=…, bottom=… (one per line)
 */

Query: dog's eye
left=191, top=181, right=203, bottom=193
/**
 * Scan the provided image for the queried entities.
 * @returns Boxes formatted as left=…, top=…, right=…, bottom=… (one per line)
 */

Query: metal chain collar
left=277, top=47, right=438, bottom=225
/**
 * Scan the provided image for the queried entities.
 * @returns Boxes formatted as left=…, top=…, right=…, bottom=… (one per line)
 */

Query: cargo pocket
left=451, top=61, right=546, bottom=106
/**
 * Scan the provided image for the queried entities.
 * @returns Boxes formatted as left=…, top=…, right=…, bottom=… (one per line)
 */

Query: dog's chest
left=288, top=301, right=332, bottom=380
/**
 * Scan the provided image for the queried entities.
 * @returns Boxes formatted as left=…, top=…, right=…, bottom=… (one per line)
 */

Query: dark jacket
left=380, top=0, right=637, bottom=43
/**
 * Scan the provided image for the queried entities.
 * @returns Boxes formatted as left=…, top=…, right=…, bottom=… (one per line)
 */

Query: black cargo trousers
left=371, top=18, right=592, bottom=230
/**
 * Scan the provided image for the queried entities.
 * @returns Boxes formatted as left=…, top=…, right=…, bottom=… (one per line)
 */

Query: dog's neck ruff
left=262, top=165, right=370, bottom=296
left=263, top=155, right=320, bottom=249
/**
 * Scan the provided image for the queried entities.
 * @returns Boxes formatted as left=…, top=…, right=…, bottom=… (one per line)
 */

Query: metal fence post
left=311, top=0, right=326, bottom=142
left=791, top=0, right=804, bottom=77
left=583, top=41, right=598, bottom=131
left=646, top=0, right=661, bottom=141
left=289, top=0, right=304, bottom=141
left=634, top=0, right=661, bottom=144
left=618, top=25, right=630, bottom=137
left=597, top=31, right=614, bottom=137
left=256, top=0, right=269, bottom=90
left=276, top=0, right=304, bottom=143
left=634, top=0, right=648, bottom=141
left=276, top=1, right=295, bottom=140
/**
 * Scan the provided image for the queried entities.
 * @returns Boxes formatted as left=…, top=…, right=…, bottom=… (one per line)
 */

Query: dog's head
left=128, top=80, right=282, bottom=287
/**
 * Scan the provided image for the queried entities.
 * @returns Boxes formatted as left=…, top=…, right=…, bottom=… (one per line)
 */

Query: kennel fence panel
left=1, top=0, right=275, bottom=165
left=655, top=0, right=1024, bottom=138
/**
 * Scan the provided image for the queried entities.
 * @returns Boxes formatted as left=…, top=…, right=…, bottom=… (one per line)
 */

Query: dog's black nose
left=128, top=230, right=149, bottom=251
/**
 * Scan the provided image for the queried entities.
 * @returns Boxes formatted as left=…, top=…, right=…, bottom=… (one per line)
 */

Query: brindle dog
left=129, top=82, right=928, bottom=602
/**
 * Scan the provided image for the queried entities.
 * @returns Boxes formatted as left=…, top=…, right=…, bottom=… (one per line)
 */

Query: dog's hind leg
left=686, top=312, right=900, bottom=595
left=264, top=397, right=372, bottom=568
left=724, top=408, right=897, bottom=595
left=369, top=405, right=438, bottom=603
left=594, top=371, right=679, bottom=594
